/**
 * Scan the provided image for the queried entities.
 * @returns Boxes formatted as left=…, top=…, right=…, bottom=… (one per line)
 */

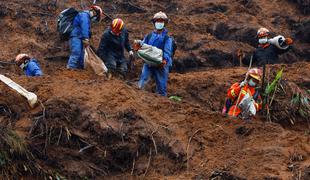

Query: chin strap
left=259, top=43, right=270, bottom=49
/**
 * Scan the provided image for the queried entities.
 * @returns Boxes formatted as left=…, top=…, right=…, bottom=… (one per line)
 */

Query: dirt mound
left=26, top=98, right=185, bottom=179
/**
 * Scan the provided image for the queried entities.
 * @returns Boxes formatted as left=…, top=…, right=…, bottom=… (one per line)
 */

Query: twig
left=279, top=83, right=286, bottom=94
left=127, top=2, right=147, bottom=12
left=31, top=12, right=53, bottom=16
left=88, top=164, right=107, bottom=175
left=29, top=117, right=41, bottom=135
left=131, top=157, right=135, bottom=175
left=39, top=100, right=46, bottom=122
left=79, top=144, right=94, bottom=153
left=57, top=127, right=63, bottom=145
left=48, top=126, right=53, bottom=144
left=186, top=129, right=201, bottom=171
left=29, top=100, right=45, bottom=138
left=269, top=78, right=281, bottom=106
left=143, top=149, right=152, bottom=177
left=151, top=131, right=158, bottom=155
left=120, top=122, right=124, bottom=144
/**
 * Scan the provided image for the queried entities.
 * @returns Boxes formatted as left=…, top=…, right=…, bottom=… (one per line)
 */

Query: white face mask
left=90, top=11, right=99, bottom=22
left=258, top=37, right=268, bottom=44
left=19, top=61, right=29, bottom=69
left=155, top=22, right=165, bottom=30
left=248, top=79, right=257, bottom=87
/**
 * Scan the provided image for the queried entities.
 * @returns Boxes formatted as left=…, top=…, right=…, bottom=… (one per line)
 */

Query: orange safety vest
left=227, top=82, right=262, bottom=117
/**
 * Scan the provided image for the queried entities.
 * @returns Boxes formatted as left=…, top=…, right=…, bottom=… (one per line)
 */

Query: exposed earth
left=0, top=0, right=309, bottom=179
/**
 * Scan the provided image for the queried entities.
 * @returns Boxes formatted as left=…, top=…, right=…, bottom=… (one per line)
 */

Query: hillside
left=0, top=0, right=309, bottom=179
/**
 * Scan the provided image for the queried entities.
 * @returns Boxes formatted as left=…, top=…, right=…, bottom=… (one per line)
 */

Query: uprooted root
left=0, top=126, right=43, bottom=179
left=28, top=98, right=185, bottom=178
left=268, top=80, right=310, bottom=127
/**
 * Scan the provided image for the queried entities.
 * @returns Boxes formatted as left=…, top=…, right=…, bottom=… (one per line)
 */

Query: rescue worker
left=15, top=54, right=43, bottom=76
left=240, top=27, right=294, bottom=66
left=222, top=68, right=262, bottom=118
left=97, top=18, right=133, bottom=79
left=138, top=11, right=173, bottom=96
left=67, top=5, right=103, bottom=69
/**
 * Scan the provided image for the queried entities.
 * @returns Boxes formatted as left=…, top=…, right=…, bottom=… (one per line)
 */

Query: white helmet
left=152, top=11, right=168, bottom=23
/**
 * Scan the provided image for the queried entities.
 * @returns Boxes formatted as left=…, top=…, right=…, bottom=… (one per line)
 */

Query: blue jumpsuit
left=138, top=29, right=173, bottom=96
left=67, top=11, right=91, bottom=69
left=24, top=59, right=43, bottom=76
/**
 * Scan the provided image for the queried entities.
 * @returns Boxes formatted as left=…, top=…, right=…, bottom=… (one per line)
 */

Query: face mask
left=155, top=22, right=165, bottom=30
left=258, top=37, right=268, bottom=44
left=248, top=79, right=257, bottom=87
left=19, top=61, right=29, bottom=69
left=90, top=11, right=99, bottom=22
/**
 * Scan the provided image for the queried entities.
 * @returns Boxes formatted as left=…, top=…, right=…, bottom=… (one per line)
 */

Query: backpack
left=57, top=8, right=79, bottom=40
left=145, top=33, right=177, bottom=59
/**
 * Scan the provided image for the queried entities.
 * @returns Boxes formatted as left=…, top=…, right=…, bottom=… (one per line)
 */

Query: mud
left=0, top=0, right=309, bottom=179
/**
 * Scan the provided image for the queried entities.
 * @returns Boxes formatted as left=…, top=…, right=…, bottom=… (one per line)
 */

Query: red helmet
left=111, top=18, right=124, bottom=35
left=247, top=68, right=262, bottom=81
left=90, top=5, right=103, bottom=22
left=257, top=27, right=270, bottom=38
left=15, top=54, right=30, bottom=66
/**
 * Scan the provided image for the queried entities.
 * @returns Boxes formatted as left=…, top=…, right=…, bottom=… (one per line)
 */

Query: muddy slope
left=0, top=0, right=309, bottom=179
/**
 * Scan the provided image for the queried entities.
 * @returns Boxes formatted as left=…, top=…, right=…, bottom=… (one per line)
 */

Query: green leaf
left=169, top=96, right=182, bottom=102
left=265, top=68, right=284, bottom=95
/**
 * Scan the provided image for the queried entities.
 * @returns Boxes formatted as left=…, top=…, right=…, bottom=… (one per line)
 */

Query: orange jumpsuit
left=227, top=82, right=262, bottom=117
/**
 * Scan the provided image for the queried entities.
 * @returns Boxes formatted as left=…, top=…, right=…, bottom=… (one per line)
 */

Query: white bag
left=239, top=93, right=256, bottom=118
left=0, top=74, right=37, bottom=108
left=268, top=35, right=289, bottom=50
left=137, top=43, right=163, bottom=66
left=84, top=46, right=108, bottom=76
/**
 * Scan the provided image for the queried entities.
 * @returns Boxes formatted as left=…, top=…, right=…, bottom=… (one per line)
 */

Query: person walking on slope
left=97, top=18, right=133, bottom=79
left=67, top=5, right=103, bottom=69
left=239, top=27, right=294, bottom=66
left=138, top=11, right=173, bottom=96
left=222, top=68, right=263, bottom=118
left=15, top=54, right=43, bottom=77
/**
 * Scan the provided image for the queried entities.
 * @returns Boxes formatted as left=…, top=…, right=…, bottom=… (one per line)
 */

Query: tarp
left=84, top=46, right=108, bottom=76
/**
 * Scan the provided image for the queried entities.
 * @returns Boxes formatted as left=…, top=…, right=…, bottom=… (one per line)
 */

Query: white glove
left=240, top=80, right=247, bottom=87
left=82, top=39, right=90, bottom=47
left=129, top=50, right=134, bottom=56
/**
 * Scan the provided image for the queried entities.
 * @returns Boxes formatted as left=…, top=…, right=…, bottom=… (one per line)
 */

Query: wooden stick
left=143, top=149, right=152, bottom=177
left=56, top=127, right=63, bottom=145
left=186, top=129, right=201, bottom=171
left=131, top=158, right=135, bottom=175
left=151, top=131, right=158, bottom=155
left=79, top=144, right=94, bottom=153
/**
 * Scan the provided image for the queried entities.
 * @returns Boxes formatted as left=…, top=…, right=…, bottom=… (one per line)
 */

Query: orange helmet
left=247, top=68, right=262, bottom=81
left=257, top=27, right=270, bottom=38
left=15, top=54, right=30, bottom=66
left=90, top=5, right=103, bottom=22
left=111, top=18, right=124, bottom=35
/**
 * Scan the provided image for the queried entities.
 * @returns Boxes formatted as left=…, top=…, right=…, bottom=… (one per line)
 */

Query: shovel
left=0, top=74, right=37, bottom=108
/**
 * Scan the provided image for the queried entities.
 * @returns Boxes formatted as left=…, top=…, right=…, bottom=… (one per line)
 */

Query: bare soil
left=0, top=0, right=309, bottom=179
